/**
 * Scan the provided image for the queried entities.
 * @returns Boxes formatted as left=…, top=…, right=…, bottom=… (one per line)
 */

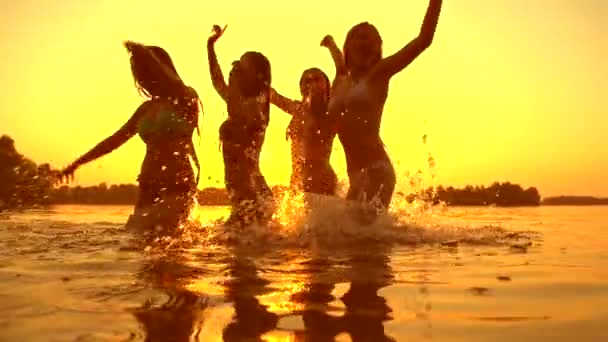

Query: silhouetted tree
left=0, top=135, right=58, bottom=210
left=408, top=182, right=541, bottom=206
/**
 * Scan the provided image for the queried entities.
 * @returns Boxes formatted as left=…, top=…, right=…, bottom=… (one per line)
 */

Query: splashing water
left=127, top=128, right=540, bottom=253
left=142, top=187, right=538, bottom=256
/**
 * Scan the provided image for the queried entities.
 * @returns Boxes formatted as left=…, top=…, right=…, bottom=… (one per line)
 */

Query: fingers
left=320, top=35, right=330, bottom=46
left=123, top=40, right=144, bottom=53
left=56, top=168, right=76, bottom=184
left=211, top=24, right=228, bottom=37
left=63, top=174, right=74, bottom=184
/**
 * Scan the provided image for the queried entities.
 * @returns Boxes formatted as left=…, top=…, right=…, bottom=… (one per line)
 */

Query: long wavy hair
left=124, top=41, right=202, bottom=136
left=343, top=22, right=383, bottom=72
left=226, top=51, right=271, bottom=124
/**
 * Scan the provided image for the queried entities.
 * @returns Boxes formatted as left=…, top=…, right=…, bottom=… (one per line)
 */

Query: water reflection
left=132, top=242, right=396, bottom=341
left=287, top=245, right=395, bottom=341
left=340, top=249, right=395, bottom=342
left=221, top=251, right=279, bottom=341
left=132, top=254, right=210, bottom=341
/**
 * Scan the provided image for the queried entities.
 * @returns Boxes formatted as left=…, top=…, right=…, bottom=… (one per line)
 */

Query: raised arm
left=321, top=35, right=347, bottom=76
left=372, top=0, right=442, bottom=81
left=60, top=102, right=150, bottom=180
left=207, top=25, right=228, bottom=102
left=270, top=88, right=302, bottom=116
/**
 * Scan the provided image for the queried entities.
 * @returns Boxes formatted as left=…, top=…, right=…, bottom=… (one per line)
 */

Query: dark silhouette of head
left=299, top=68, right=330, bottom=101
left=124, top=41, right=201, bottom=128
left=343, top=22, right=383, bottom=75
left=298, top=68, right=330, bottom=122
left=125, top=42, right=181, bottom=98
left=229, top=51, right=272, bottom=98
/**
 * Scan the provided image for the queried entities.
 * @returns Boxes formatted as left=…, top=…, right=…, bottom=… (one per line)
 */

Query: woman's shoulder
left=184, top=86, right=199, bottom=98
left=134, top=98, right=172, bottom=120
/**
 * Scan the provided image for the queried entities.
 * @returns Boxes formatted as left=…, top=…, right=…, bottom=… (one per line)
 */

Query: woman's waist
left=139, top=159, right=194, bottom=181
left=220, top=120, right=266, bottom=142
left=222, top=117, right=267, bottom=132
left=143, top=141, right=194, bottom=154
left=301, top=148, right=333, bottom=164
left=302, top=158, right=335, bottom=172
left=340, top=134, right=384, bottom=154
left=343, top=143, right=390, bottom=170
left=137, top=175, right=195, bottom=192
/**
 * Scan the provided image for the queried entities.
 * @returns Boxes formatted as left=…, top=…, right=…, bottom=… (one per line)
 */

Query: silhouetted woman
left=207, top=25, right=274, bottom=226
left=60, top=41, right=202, bottom=232
left=326, top=0, right=442, bottom=223
left=270, top=67, right=337, bottom=195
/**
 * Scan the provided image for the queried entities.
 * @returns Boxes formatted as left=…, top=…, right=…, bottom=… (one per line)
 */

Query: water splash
left=147, top=192, right=539, bottom=255
left=137, top=130, right=537, bottom=253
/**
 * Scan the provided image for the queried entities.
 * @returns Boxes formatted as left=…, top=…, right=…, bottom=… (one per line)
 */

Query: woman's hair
left=237, top=51, right=272, bottom=97
left=343, top=22, right=383, bottom=70
left=124, top=42, right=202, bottom=133
left=299, top=68, right=330, bottom=99
left=299, top=68, right=330, bottom=124
left=226, top=51, right=272, bottom=123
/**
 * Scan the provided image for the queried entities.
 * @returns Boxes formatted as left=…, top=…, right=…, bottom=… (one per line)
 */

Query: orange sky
left=0, top=0, right=606, bottom=197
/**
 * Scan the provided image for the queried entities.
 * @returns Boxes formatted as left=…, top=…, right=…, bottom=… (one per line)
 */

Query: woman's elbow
left=417, top=33, right=435, bottom=51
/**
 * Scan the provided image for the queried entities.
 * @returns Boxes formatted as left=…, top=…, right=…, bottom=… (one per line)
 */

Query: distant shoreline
left=45, top=185, right=608, bottom=207
left=3, top=133, right=606, bottom=211
left=541, top=196, right=608, bottom=206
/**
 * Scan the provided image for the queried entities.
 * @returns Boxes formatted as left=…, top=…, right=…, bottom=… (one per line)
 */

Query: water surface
left=0, top=204, right=606, bottom=341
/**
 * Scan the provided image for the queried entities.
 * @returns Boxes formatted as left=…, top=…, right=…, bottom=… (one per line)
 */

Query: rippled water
left=0, top=202, right=607, bottom=341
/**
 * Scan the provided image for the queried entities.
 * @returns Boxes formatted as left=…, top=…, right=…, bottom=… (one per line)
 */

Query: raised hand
left=320, top=34, right=335, bottom=48
left=209, top=24, right=228, bottom=43
left=123, top=40, right=146, bottom=56
left=57, top=163, right=78, bottom=184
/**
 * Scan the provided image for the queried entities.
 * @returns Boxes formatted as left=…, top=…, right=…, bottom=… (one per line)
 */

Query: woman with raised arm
left=327, top=0, right=443, bottom=223
left=320, top=34, right=348, bottom=90
left=270, top=67, right=337, bottom=196
left=60, top=42, right=203, bottom=232
left=207, top=25, right=275, bottom=226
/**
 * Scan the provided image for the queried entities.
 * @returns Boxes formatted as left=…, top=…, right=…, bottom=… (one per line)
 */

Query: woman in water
left=270, top=67, right=337, bottom=195
left=207, top=25, right=274, bottom=226
left=60, top=41, right=202, bottom=232
left=327, top=0, right=442, bottom=223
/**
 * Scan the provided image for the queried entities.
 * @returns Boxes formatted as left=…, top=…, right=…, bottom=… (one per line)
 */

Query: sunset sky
left=0, top=0, right=605, bottom=197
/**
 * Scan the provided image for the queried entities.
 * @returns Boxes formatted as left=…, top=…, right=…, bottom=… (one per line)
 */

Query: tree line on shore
left=405, top=183, right=542, bottom=206
left=2, top=134, right=606, bottom=210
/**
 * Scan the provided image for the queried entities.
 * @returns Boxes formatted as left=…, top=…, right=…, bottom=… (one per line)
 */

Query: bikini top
left=137, top=102, right=200, bottom=184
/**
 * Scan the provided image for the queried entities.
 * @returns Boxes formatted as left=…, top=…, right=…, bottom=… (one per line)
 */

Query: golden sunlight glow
left=257, top=277, right=308, bottom=315
left=260, top=331, right=298, bottom=342
left=1, top=0, right=606, bottom=197
left=273, top=191, right=308, bottom=228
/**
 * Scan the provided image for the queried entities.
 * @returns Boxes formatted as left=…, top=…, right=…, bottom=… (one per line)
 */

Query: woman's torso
left=137, top=100, right=196, bottom=188
left=221, top=93, right=269, bottom=166
left=328, top=75, right=390, bottom=172
left=287, top=105, right=336, bottom=169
